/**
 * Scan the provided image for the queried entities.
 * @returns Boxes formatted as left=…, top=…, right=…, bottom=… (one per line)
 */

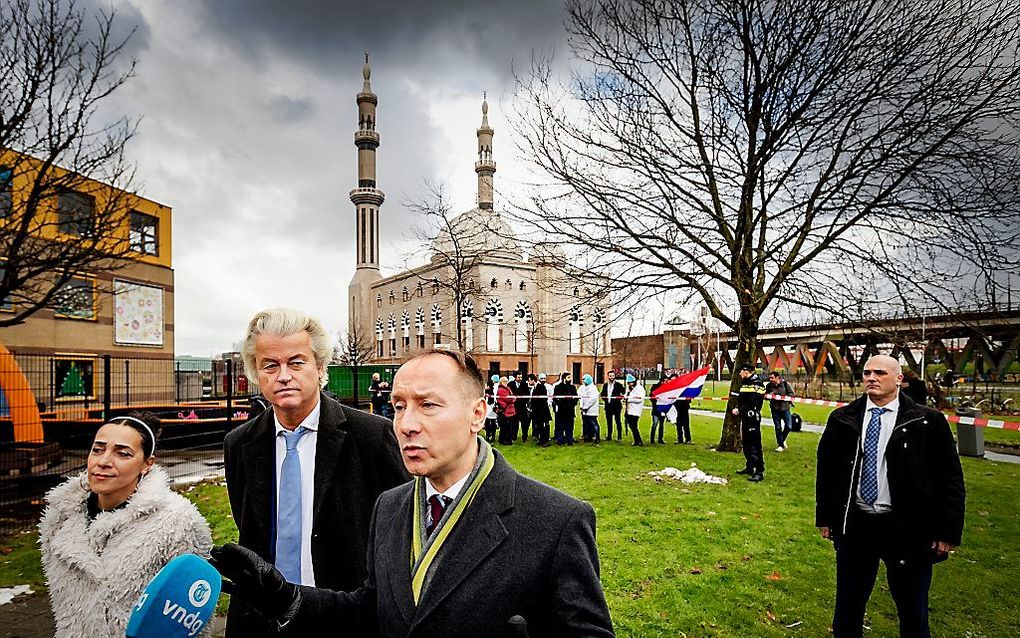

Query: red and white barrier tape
left=502, top=392, right=1020, bottom=429
left=719, top=393, right=1020, bottom=430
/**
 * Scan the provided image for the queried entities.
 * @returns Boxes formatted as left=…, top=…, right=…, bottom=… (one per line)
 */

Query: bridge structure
left=676, top=308, right=1020, bottom=380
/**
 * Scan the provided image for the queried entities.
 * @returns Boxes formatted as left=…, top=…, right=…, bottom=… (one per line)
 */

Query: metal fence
left=0, top=352, right=256, bottom=535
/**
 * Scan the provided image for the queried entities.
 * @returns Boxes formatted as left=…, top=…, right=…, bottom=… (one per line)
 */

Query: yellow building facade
left=1, top=151, right=174, bottom=361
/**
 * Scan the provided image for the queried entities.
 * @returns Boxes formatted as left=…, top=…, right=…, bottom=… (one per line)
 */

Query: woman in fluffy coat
left=39, top=413, right=212, bottom=638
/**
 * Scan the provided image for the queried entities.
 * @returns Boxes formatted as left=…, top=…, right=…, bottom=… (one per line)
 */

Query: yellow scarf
left=409, top=437, right=495, bottom=604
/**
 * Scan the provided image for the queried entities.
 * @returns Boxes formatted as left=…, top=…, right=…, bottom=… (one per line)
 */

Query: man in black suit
left=816, top=355, right=964, bottom=638
left=601, top=371, right=625, bottom=441
left=510, top=372, right=531, bottom=442
left=222, top=308, right=409, bottom=638
left=213, top=349, right=615, bottom=637
left=527, top=373, right=552, bottom=447
left=553, top=373, right=578, bottom=445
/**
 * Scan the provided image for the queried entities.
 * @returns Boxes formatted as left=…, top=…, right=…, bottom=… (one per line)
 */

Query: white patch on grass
left=648, top=463, right=728, bottom=485
left=0, top=585, right=33, bottom=606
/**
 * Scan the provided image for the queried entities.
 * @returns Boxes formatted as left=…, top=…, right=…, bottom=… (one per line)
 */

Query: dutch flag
left=650, top=366, right=711, bottom=405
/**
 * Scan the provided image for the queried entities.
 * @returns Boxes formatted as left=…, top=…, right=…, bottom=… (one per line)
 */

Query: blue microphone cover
left=126, top=553, right=222, bottom=638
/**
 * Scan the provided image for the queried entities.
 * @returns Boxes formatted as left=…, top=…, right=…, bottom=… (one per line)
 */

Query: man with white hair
left=222, top=308, right=409, bottom=638
left=816, top=354, right=964, bottom=638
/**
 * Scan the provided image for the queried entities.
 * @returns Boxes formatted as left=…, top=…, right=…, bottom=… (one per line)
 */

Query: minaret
left=475, top=94, right=496, bottom=210
left=348, top=54, right=384, bottom=334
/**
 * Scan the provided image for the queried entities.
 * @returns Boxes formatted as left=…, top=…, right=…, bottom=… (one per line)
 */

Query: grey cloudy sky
left=97, top=0, right=569, bottom=356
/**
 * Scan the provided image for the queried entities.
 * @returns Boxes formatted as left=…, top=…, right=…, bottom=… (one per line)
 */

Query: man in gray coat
left=213, top=349, right=614, bottom=637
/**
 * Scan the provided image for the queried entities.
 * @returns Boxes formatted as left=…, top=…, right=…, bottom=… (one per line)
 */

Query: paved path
left=691, top=409, right=1020, bottom=464
left=0, top=593, right=226, bottom=637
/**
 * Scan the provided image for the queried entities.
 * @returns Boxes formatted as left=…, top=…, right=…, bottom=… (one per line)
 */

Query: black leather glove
left=210, top=544, right=300, bottom=622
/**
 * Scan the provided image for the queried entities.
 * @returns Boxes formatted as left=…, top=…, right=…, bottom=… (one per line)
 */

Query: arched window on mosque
left=376, top=293, right=382, bottom=308
left=573, top=287, right=580, bottom=297
left=591, top=308, right=604, bottom=356
left=504, top=278, right=512, bottom=290
left=375, top=318, right=384, bottom=357
left=416, top=281, right=424, bottom=297
left=401, top=311, right=411, bottom=349
left=490, top=277, right=498, bottom=288
left=431, top=278, right=440, bottom=295
left=402, top=285, right=409, bottom=302
left=513, top=301, right=532, bottom=353
left=415, top=306, right=426, bottom=348
left=484, top=298, right=503, bottom=352
left=568, top=305, right=583, bottom=355
left=460, top=299, right=474, bottom=351
left=519, top=280, right=526, bottom=291
left=388, top=314, right=397, bottom=357
left=389, top=290, right=395, bottom=304
left=430, top=304, right=442, bottom=345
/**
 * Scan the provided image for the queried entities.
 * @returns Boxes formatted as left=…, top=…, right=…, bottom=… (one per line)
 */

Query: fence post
left=102, top=354, right=112, bottom=422
left=175, top=362, right=181, bottom=404
left=226, top=359, right=233, bottom=426
left=124, top=359, right=130, bottom=407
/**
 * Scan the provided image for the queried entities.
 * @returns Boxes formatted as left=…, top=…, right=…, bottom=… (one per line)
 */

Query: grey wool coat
left=39, top=465, right=213, bottom=638
left=285, top=449, right=615, bottom=638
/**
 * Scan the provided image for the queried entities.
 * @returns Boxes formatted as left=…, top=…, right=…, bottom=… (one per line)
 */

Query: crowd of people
left=34, top=307, right=964, bottom=638
left=475, top=369, right=699, bottom=448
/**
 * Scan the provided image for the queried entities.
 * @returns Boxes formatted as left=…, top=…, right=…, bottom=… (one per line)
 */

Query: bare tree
left=512, top=0, right=1020, bottom=450
left=334, top=324, right=375, bottom=405
left=0, top=0, right=140, bottom=328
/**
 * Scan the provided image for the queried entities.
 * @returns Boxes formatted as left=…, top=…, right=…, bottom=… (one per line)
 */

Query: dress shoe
left=736, top=468, right=752, bottom=475
left=748, top=473, right=764, bottom=482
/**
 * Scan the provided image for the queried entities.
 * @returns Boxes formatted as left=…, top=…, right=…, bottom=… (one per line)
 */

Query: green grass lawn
left=3, top=413, right=1018, bottom=636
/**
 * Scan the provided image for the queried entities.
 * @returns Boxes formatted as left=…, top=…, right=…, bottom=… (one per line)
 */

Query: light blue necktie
left=277, top=426, right=309, bottom=583
left=860, top=408, right=887, bottom=505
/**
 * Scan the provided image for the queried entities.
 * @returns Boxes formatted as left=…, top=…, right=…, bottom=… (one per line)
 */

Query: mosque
left=346, top=57, right=613, bottom=381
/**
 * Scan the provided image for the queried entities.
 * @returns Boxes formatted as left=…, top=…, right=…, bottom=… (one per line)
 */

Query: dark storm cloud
left=79, top=0, right=151, bottom=61
left=266, top=94, right=316, bottom=123
left=190, top=0, right=567, bottom=78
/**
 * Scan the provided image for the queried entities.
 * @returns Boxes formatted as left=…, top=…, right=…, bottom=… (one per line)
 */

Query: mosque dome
left=431, top=206, right=522, bottom=262
left=529, top=241, right=567, bottom=265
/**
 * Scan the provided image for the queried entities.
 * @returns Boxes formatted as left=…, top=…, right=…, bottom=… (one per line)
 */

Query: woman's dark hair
left=107, top=411, right=162, bottom=458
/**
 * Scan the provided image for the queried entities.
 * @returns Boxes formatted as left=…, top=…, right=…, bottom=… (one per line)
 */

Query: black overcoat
left=287, top=450, right=615, bottom=638
left=816, top=393, right=965, bottom=561
left=222, top=393, right=409, bottom=637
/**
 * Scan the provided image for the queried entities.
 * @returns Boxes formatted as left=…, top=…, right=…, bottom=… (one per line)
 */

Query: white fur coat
left=38, top=465, right=213, bottom=638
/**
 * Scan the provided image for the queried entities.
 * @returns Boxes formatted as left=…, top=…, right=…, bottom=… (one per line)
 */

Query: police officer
left=732, top=363, right=766, bottom=482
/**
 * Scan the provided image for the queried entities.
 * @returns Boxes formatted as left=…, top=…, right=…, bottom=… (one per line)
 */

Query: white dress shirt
left=274, top=398, right=320, bottom=586
left=855, top=394, right=899, bottom=513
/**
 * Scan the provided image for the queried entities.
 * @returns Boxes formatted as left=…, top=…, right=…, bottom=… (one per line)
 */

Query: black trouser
left=484, top=418, right=497, bottom=442
left=741, top=415, right=764, bottom=473
left=581, top=415, right=600, bottom=442
left=554, top=410, right=575, bottom=444
left=833, top=509, right=934, bottom=638
left=626, top=413, right=642, bottom=445
left=649, top=410, right=666, bottom=443
left=498, top=414, right=516, bottom=444
left=533, top=417, right=550, bottom=445
left=604, top=406, right=622, bottom=440
left=517, top=410, right=531, bottom=441
left=674, top=401, right=691, bottom=443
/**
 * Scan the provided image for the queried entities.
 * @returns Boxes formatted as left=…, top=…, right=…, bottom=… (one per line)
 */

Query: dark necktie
left=860, top=407, right=888, bottom=505
left=426, top=494, right=452, bottom=537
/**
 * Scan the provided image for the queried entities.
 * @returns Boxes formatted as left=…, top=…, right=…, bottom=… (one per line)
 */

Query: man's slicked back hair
left=241, top=307, right=332, bottom=387
left=405, top=349, right=485, bottom=400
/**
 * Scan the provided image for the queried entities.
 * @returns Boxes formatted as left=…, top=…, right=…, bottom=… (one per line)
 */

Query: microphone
left=126, top=553, right=222, bottom=638
left=507, top=614, right=529, bottom=637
